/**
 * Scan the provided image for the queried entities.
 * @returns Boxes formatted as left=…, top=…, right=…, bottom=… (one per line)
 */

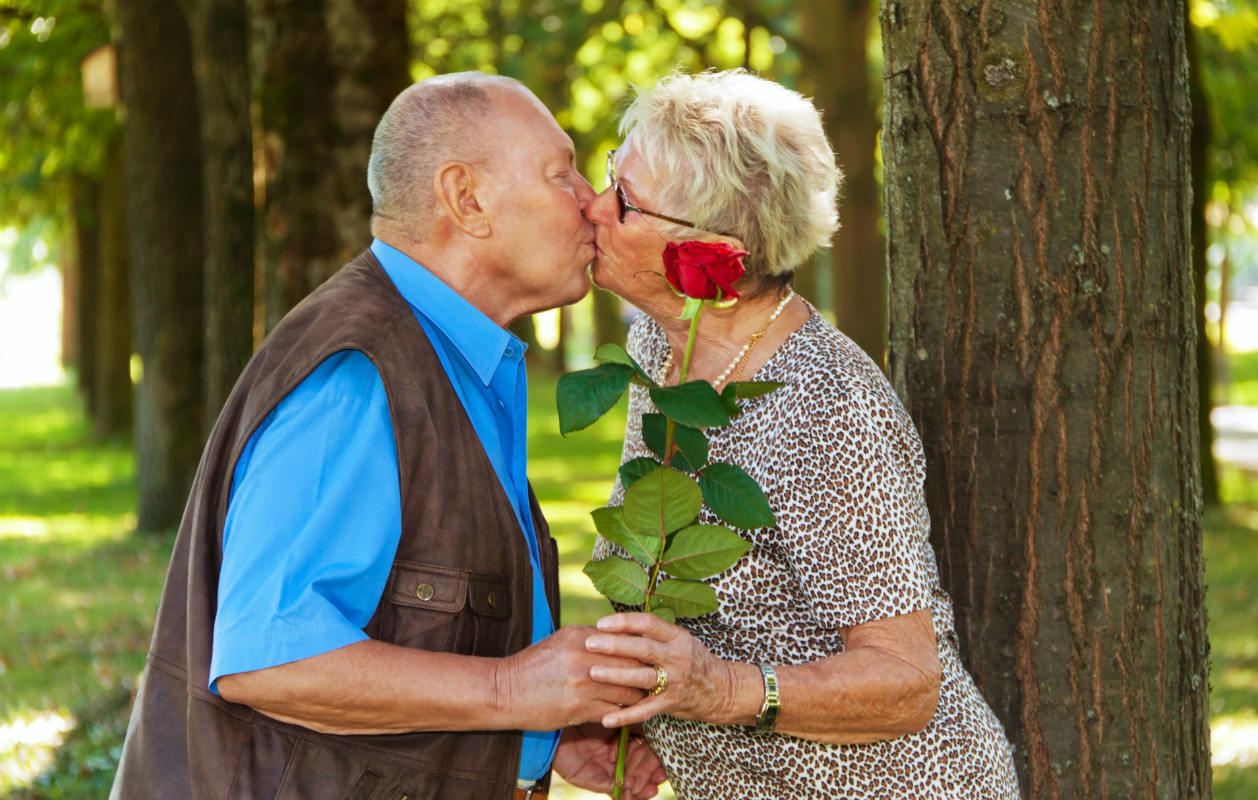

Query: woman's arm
left=585, top=608, right=941, bottom=745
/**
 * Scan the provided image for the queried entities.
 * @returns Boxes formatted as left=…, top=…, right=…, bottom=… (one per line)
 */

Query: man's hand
left=495, top=626, right=649, bottom=731
left=553, top=723, right=667, bottom=800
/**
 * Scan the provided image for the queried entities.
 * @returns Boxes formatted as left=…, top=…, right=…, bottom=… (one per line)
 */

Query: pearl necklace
left=657, top=290, right=794, bottom=388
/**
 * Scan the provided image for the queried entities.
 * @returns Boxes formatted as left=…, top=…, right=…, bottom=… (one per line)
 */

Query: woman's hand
left=584, top=613, right=761, bottom=729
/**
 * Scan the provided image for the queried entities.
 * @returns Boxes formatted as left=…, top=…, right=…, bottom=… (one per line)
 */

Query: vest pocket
left=382, top=561, right=511, bottom=657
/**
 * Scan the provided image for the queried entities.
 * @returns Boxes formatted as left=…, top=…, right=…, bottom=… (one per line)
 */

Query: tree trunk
left=182, top=0, right=256, bottom=421
left=72, top=175, right=101, bottom=414
left=800, top=0, right=885, bottom=364
left=1186, top=3, right=1217, bottom=506
left=254, top=0, right=409, bottom=328
left=94, top=139, right=133, bottom=437
left=115, top=0, right=207, bottom=531
left=882, top=2, right=1210, bottom=798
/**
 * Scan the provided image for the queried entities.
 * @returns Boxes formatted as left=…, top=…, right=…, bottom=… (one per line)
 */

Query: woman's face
left=587, top=144, right=680, bottom=311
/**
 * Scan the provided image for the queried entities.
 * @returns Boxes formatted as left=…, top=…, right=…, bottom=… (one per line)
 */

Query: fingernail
left=587, top=636, right=608, bottom=651
left=596, top=617, right=615, bottom=630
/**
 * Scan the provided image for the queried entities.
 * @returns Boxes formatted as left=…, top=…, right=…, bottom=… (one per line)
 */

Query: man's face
left=479, top=86, right=596, bottom=319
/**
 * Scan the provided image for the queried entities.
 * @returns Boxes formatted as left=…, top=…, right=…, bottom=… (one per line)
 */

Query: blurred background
left=0, top=0, right=1255, bottom=797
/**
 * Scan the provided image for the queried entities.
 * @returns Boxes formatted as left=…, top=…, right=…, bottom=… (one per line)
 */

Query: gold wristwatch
left=753, top=662, right=780, bottom=732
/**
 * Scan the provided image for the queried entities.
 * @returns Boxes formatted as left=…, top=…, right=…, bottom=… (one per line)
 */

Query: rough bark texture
left=800, top=0, right=886, bottom=365
left=881, top=1, right=1210, bottom=798
left=115, top=0, right=207, bottom=531
left=183, top=0, right=257, bottom=421
left=94, top=140, right=133, bottom=437
left=254, top=0, right=409, bottom=328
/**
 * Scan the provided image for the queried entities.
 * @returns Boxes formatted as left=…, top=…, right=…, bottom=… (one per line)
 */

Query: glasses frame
left=606, top=149, right=704, bottom=230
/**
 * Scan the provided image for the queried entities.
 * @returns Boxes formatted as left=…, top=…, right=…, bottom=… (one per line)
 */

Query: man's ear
left=434, top=161, right=492, bottom=239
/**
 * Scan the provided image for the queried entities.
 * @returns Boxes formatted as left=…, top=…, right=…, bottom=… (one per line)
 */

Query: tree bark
left=182, top=0, right=257, bottom=421
left=800, top=0, right=885, bottom=364
left=72, top=174, right=101, bottom=415
left=882, top=2, right=1210, bottom=798
left=94, top=139, right=133, bottom=437
left=254, top=0, right=409, bottom=328
left=1186, top=3, right=1217, bottom=506
left=115, top=0, right=207, bottom=531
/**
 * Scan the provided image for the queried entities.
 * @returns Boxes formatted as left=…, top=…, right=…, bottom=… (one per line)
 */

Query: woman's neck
left=655, top=288, right=805, bottom=386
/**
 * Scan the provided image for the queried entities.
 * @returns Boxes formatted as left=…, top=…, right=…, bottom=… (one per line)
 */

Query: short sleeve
left=209, top=350, right=402, bottom=691
left=778, top=380, right=935, bottom=630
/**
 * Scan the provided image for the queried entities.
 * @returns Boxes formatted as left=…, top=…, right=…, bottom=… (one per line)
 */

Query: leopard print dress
left=592, top=307, right=1022, bottom=800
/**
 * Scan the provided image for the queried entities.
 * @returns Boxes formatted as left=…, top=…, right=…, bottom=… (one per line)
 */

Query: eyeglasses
left=605, top=149, right=703, bottom=230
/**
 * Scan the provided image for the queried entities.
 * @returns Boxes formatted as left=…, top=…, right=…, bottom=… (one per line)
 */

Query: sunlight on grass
left=0, top=711, right=75, bottom=791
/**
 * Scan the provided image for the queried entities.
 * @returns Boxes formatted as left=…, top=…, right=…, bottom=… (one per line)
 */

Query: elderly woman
left=581, top=70, right=1021, bottom=799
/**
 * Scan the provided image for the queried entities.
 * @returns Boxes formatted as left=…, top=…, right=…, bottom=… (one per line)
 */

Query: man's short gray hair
left=368, top=72, right=524, bottom=239
left=621, top=70, right=841, bottom=281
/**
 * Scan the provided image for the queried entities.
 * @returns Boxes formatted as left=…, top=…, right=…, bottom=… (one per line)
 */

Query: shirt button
left=504, top=347, right=515, bottom=358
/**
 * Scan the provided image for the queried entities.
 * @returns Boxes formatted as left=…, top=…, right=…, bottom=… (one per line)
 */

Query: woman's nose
left=585, top=186, right=618, bottom=225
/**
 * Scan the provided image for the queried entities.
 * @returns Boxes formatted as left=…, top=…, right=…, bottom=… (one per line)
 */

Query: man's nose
left=574, top=172, right=597, bottom=210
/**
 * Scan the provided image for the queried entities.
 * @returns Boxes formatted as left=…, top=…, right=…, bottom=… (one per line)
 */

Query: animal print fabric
left=592, top=306, right=1022, bottom=799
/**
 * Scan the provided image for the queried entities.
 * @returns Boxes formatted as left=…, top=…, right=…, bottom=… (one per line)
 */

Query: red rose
left=662, top=241, right=748, bottom=301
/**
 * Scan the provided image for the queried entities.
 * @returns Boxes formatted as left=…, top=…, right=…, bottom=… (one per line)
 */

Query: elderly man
left=111, top=73, right=664, bottom=800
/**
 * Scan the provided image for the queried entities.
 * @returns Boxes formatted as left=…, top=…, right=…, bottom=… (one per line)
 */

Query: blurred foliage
left=406, top=0, right=799, bottom=180
left=0, top=1, right=116, bottom=273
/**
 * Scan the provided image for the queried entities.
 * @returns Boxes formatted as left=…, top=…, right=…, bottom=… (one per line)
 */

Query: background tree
left=253, top=0, right=411, bottom=329
left=180, top=0, right=256, bottom=420
left=115, top=0, right=207, bottom=531
left=882, top=2, right=1210, bottom=797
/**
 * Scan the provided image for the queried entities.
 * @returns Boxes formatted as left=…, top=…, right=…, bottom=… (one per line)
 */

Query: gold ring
left=649, top=666, right=668, bottom=695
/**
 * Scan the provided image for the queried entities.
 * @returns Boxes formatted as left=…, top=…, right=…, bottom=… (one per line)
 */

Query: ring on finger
left=649, top=665, right=668, bottom=695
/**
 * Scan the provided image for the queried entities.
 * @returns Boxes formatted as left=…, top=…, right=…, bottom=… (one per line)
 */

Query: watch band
left=754, top=662, right=780, bottom=732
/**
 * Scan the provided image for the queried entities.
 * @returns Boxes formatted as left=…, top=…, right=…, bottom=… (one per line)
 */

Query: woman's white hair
left=368, top=72, right=524, bottom=239
left=621, top=69, right=841, bottom=281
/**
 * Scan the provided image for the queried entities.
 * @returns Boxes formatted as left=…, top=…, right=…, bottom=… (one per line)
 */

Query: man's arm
left=217, top=627, right=646, bottom=735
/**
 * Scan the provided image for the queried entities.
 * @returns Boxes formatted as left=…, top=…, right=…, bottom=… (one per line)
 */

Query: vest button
left=415, top=583, right=435, bottom=601
left=487, top=590, right=500, bottom=609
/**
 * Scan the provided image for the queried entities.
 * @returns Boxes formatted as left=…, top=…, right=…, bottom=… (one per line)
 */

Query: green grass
left=1, top=380, right=1255, bottom=798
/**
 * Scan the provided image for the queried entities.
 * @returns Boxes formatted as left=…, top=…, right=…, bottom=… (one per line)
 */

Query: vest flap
left=387, top=562, right=468, bottom=613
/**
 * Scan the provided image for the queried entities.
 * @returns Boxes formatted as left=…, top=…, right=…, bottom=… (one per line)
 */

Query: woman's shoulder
left=782, top=309, right=897, bottom=407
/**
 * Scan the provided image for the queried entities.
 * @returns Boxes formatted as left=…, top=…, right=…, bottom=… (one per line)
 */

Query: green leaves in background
left=623, top=466, right=702, bottom=536
left=653, top=578, right=718, bottom=618
left=699, top=462, right=776, bottom=530
left=661, top=523, right=752, bottom=579
left=591, top=505, right=659, bottom=566
left=583, top=555, right=649, bottom=606
left=649, top=380, right=731, bottom=429
left=557, top=362, right=635, bottom=435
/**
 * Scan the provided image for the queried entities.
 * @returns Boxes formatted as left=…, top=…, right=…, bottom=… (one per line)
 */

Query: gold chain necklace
left=657, top=290, right=794, bottom=389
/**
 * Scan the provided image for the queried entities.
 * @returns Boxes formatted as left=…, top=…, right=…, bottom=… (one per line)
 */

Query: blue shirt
left=210, top=239, right=558, bottom=781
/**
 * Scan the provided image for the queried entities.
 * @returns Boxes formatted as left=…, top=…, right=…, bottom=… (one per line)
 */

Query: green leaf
left=591, top=505, right=660, bottom=566
left=595, top=343, right=652, bottom=385
left=718, top=384, right=744, bottom=418
left=641, top=414, right=694, bottom=472
left=619, top=457, right=662, bottom=489
left=653, top=578, right=719, bottom=618
left=650, top=381, right=732, bottom=429
left=726, top=380, right=786, bottom=399
left=672, top=423, right=708, bottom=469
left=661, top=524, right=752, bottom=579
left=699, top=462, right=776, bottom=530
left=650, top=605, right=678, bottom=623
left=583, top=556, right=649, bottom=606
left=623, top=466, right=702, bottom=536
left=557, top=363, right=635, bottom=435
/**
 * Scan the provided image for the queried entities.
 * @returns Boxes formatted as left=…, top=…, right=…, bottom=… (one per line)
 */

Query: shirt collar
left=370, top=238, right=524, bottom=386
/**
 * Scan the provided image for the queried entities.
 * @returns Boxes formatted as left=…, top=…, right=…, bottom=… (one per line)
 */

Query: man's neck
left=375, top=228, right=517, bottom=329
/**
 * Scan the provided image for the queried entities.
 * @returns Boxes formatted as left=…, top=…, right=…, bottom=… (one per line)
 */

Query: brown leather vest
left=111, top=249, right=560, bottom=800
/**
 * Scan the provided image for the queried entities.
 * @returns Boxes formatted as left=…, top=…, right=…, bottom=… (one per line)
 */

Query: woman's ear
left=434, top=161, right=492, bottom=238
